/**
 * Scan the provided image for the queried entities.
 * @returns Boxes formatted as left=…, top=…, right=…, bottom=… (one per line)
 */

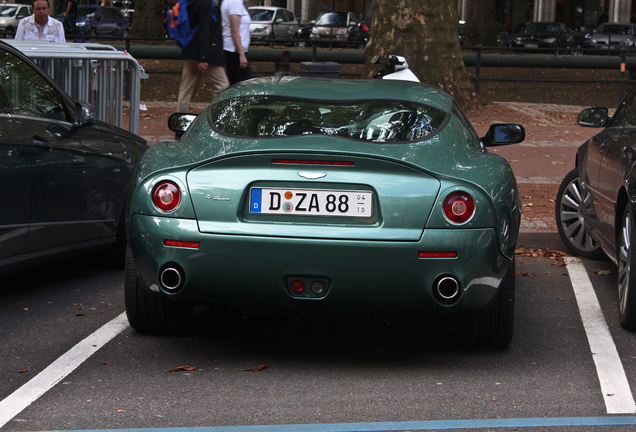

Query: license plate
left=249, top=188, right=373, bottom=218
left=525, top=43, right=538, bottom=48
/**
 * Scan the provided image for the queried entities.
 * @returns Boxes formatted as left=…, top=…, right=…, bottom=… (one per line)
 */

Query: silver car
left=309, top=11, right=367, bottom=47
left=586, top=22, right=636, bottom=50
left=248, top=6, right=298, bottom=46
left=0, top=4, right=31, bottom=38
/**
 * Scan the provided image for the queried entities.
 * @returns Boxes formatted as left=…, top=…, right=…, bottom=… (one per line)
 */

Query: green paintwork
left=129, top=75, right=521, bottom=317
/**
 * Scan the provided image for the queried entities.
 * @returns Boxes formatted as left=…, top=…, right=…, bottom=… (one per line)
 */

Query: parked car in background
left=66, top=6, right=130, bottom=39
left=585, top=22, right=636, bottom=51
left=504, top=21, right=575, bottom=51
left=296, top=24, right=312, bottom=47
left=0, top=4, right=31, bottom=38
left=556, top=84, right=636, bottom=331
left=309, top=11, right=369, bottom=48
left=249, top=6, right=298, bottom=46
left=111, top=0, right=135, bottom=24
left=125, top=72, right=525, bottom=349
left=0, top=40, right=148, bottom=276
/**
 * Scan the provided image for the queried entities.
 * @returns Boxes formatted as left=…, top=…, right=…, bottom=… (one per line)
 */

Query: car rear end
left=128, top=80, right=516, bottom=322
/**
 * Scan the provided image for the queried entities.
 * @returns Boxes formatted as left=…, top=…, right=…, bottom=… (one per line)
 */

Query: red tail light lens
left=152, top=181, right=182, bottom=212
left=443, top=191, right=475, bottom=224
left=361, top=24, right=369, bottom=32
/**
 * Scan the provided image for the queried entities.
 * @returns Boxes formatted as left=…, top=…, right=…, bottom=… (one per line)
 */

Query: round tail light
left=443, top=191, right=475, bottom=224
left=152, top=181, right=182, bottom=212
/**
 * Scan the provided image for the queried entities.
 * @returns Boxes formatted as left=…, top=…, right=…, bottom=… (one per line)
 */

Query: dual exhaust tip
left=160, top=264, right=184, bottom=292
left=434, top=275, right=460, bottom=304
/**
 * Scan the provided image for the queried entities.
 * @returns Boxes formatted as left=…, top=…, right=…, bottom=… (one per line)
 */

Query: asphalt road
left=2, top=232, right=636, bottom=432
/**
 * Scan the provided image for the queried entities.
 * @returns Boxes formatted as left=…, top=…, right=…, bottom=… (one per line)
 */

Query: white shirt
left=221, top=0, right=250, bottom=52
left=15, top=15, right=66, bottom=42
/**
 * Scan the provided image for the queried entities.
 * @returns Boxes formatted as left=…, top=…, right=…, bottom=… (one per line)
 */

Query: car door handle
left=32, top=135, right=51, bottom=151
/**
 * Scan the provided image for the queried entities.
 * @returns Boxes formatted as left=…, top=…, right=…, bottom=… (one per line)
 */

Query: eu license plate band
left=250, top=188, right=373, bottom=218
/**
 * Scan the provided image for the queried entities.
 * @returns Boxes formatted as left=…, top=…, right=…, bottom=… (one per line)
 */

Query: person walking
left=63, top=0, right=77, bottom=36
left=221, top=0, right=251, bottom=85
left=15, top=0, right=65, bottom=42
left=176, top=0, right=229, bottom=114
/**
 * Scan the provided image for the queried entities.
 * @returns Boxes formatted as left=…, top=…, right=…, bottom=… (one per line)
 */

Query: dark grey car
left=0, top=40, right=148, bottom=275
left=557, top=83, right=636, bottom=331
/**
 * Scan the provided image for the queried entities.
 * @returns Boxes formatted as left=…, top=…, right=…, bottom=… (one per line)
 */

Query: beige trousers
left=176, top=58, right=229, bottom=112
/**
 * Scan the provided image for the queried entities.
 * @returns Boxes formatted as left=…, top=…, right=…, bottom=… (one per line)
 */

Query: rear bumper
left=130, top=215, right=511, bottom=317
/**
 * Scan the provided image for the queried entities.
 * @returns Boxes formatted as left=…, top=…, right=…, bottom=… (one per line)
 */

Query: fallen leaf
left=75, top=312, right=85, bottom=317
left=23, top=308, right=29, bottom=311
left=522, top=203, right=533, bottom=207
left=115, top=409, right=125, bottom=413
left=101, top=362, right=111, bottom=366
left=551, top=161, right=563, bottom=165
left=237, top=365, right=268, bottom=372
left=515, top=271, right=536, bottom=277
left=167, top=366, right=198, bottom=373
left=596, top=270, right=612, bottom=275
left=18, top=368, right=28, bottom=373
left=510, top=160, right=518, bottom=163
left=558, top=298, right=565, bottom=301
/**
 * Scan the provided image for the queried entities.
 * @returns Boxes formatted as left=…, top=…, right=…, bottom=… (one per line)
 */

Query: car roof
left=215, top=76, right=454, bottom=114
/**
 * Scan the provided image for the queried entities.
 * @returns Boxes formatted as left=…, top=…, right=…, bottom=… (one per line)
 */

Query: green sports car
left=126, top=76, right=525, bottom=348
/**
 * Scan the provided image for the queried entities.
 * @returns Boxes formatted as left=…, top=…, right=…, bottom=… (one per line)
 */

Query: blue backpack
left=167, top=0, right=198, bottom=49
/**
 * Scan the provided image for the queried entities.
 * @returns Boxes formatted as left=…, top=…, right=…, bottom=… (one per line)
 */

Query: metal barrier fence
left=5, top=40, right=145, bottom=134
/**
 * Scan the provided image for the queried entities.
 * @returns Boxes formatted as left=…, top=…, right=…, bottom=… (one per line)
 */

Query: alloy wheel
left=558, top=175, right=598, bottom=252
left=619, top=210, right=631, bottom=316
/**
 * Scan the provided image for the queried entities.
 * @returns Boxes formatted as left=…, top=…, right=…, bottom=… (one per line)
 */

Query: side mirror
left=74, top=100, right=95, bottom=126
left=577, top=107, right=609, bottom=127
left=482, top=123, right=525, bottom=147
left=168, top=112, right=197, bottom=133
left=276, top=18, right=283, bottom=24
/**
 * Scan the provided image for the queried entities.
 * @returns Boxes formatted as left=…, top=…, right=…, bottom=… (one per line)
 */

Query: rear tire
left=124, top=245, right=193, bottom=334
left=457, top=260, right=515, bottom=350
left=556, top=168, right=604, bottom=258
left=617, top=206, right=636, bottom=330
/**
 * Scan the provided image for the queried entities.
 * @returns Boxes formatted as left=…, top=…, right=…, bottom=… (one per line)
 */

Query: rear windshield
left=210, top=96, right=448, bottom=143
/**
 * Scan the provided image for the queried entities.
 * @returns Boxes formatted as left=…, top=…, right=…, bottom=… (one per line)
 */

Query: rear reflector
left=164, top=240, right=201, bottom=249
left=272, top=159, right=354, bottom=166
left=418, top=252, right=457, bottom=258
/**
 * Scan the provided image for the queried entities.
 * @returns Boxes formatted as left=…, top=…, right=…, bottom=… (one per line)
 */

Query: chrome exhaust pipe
left=435, top=276, right=460, bottom=302
left=160, top=267, right=183, bottom=291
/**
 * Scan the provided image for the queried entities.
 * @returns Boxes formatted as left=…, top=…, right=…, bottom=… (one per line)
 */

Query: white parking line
left=0, top=312, right=128, bottom=428
left=565, top=257, right=636, bottom=414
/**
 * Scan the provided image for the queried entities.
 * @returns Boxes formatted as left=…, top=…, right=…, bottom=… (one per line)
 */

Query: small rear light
left=152, top=181, right=182, bottom=212
left=291, top=280, right=305, bottom=294
left=362, top=24, right=369, bottom=32
left=418, top=252, right=457, bottom=258
left=271, top=159, right=354, bottom=166
left=164, top=240, right=200, bottom=249
left=443, top=191, right=475, bottom=224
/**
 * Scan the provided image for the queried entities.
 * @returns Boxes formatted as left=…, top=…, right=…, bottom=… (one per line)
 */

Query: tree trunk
left=363, top=0, right=478, bottom=111
left=465, top=0, right=499, bottom=47
left=130, top=0, right=166, bottom=39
